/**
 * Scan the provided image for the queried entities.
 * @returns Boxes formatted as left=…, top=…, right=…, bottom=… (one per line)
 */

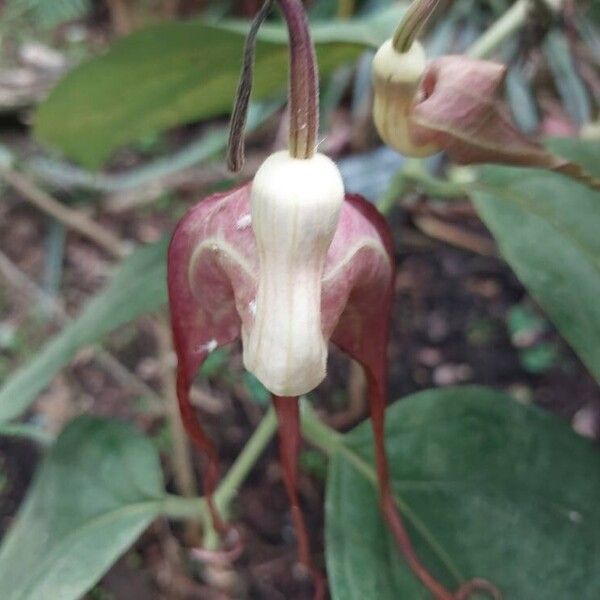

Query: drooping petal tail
left=273, top=395, right=326, bottom=600
left=331, top=194, right=500, bottom=599
left=343, top=267, right=454, bottom=598
left=175, top=354, right=225, bottom=534
left=168, top=190, right=249, bottom=537
left=367, top=362, right=454, bottom=599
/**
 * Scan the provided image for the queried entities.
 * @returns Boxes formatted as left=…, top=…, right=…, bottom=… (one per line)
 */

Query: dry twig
left=1, top=167, right=128, bottom=258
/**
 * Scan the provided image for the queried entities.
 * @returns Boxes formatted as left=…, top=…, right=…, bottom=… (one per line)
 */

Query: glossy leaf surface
left=326, top=387, right=600, bottom=599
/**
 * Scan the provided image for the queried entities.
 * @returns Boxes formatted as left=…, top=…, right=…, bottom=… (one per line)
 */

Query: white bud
left=372, top=39, right=439, bottom=157
left=242, top=151, right=344, bottom=396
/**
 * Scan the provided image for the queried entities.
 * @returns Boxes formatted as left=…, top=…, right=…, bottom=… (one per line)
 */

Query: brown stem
left=155, top=318, right=198, bottom=499
left=276, top=0, right=319, bottom=158
left=227, top=0, right=274, bottom=172
left=273, top=395, right=326, bottom=600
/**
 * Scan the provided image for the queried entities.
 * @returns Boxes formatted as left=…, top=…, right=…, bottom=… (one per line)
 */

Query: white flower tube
left=372, top=38, right=440, bottom=157
left=242, top=150, right=344, bottom=396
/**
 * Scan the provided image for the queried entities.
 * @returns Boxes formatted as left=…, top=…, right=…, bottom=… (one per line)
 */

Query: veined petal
left=409, top=55, right=599, bottom=188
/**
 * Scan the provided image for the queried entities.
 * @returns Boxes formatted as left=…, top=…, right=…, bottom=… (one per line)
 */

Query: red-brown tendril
left=273, top=396, right=326, bottom=600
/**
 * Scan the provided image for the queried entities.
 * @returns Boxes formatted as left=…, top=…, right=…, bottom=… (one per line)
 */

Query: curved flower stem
left=162, top=407, right=278, bottom=525
left=367, top=379, right=455, bottom=599
left=276, top=0, right=319, bottom=158
left=228, top=0, right=274, bottom=172
left=392, top=0, right=441, bottom=53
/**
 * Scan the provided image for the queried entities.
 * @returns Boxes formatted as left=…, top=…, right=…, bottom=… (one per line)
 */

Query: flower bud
left=371, top=39, right=440, bottom=157
left=243, top=151, right=344, bottom=396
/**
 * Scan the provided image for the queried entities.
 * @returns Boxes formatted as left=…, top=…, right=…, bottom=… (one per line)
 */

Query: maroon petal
left=168, top=183, right=256, bottom=530
left=410, top=56, right=598, bottom=189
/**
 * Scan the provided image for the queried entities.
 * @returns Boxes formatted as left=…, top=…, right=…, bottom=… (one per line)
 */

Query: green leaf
left=0, top=417, right=164, bottom=600
left=5, top=0, right=90, bottom=29
left=471, top=139, right=600, bottom=384
left=34, top=7, right=405, bottom=168
left=545, top=138, right=600, bottom=178
left=0, top=238, right=168, bottom=423
left=326, top=386, right=600, bottom=599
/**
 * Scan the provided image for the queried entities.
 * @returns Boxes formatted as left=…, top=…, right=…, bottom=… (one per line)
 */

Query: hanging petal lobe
left=167, top=184, right=257, bottom=524
left=409, top=56, right=600, bottom=190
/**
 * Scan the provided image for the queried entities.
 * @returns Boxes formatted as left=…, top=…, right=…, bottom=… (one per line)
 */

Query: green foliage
left=507, top=304, right=558, bottom=374
left=472, top=139, right=600, bottom=384
left=34, top=6, right=406, bottom=168
left=0, top=417, right=164, bottom=600
left=4, top=0, right=90, bottom=29
left=326, top=387, right=600, bottom=599
left=543, top=30, right=592, bottom=126
left=242, top=372, right=271, bottom=407
left=0, top=238, right=168, bottom=423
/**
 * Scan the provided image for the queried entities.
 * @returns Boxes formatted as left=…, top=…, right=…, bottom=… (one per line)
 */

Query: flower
left=370, top=0, right=599, bottom=193
left=168, top=1, right=505, bottom=598
left=168, top=153, right=394, bottom=599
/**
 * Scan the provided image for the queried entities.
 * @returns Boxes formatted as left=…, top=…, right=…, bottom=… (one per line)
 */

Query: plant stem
left=214, top=405, right=278, bottom=508
left=276, top=0, right=319, bottom=158
left=155, top=317, right=197, bottom=500
left=392, top=0, right=441, bottom=53
left=377, top=160, right=466, bottom=216
left=227, top=0, right=274, bottom=172
left=403, top=160, right=466, bottom=198
left=161, top=406, right=278, bottom=523
left=467, top=0, right=529, bottom=59
left=162, top=494, right=205, bottom=521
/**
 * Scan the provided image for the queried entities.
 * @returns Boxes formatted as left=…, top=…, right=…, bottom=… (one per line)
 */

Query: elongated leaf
left=0, top=417, right=164, bottom=600
left=472, top=139, right=600, bottom=383
left=326, top=386, right=600, bottom=599
left=35, top=7, right=405, bottom=168
left=0, top=238, right=168, bottom=423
